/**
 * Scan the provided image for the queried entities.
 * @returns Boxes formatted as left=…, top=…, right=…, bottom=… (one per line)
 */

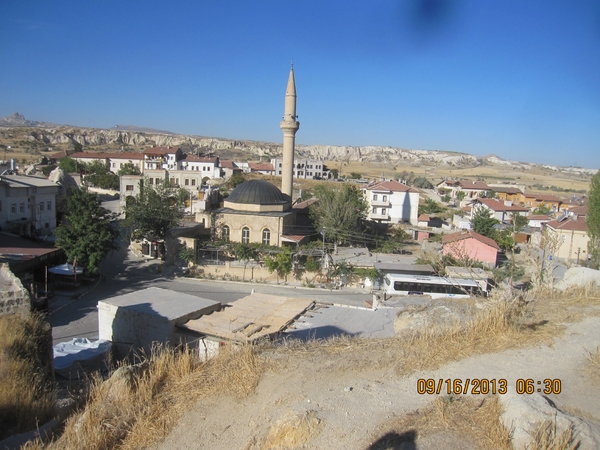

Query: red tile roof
left=546, top=216, right=588, bottom=232
left=477, top=198, right=529, bottom=212
left=70, top=151, right=143, bottom=160
left=143, top=146, right=180, bottom=155
left=182, top=154, right=218, bottom=163
left=365, top=180, right=418, bottom=193
left=249, top=162, right=274, bottom=172
left=492, top=186, right=522, bottom=194
left=417, top=214, right=430, bottom=222
left=523, top=192, right=560, bottom=202
left=442, top=229, right=500, bottom=250
left=568, top=205, right=587, bottom=216
left=220, top=160, right=235, bottom=169
left=458, top=180, right=490, bottom=190
left=527, top=215, right=552, bottom=221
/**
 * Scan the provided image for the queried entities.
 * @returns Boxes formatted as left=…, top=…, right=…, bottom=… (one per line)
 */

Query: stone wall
left=0, top=263, right=31, bottom=316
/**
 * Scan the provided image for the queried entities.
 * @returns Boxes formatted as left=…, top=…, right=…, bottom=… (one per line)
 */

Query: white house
left=143, top=147, right=183, bottom=171
left=0, top=175, right=60, bottom=236
left=363, top=180, right=420, bottom=225
left=180, top=155, right=220, bottom=179
left=270, top=158, right=325, bottom=179
left=472, top=198, right=529, bottom=222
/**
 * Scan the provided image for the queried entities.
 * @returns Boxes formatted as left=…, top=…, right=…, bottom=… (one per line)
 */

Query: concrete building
left=363, top=180, right=420, bottom=225
left=0, top=175, right=60, bottom=236
left=544, top=213, right=590, bottom=263
left=270, top=158, right=324, bottom=179
left=436, top=179, right=490, bottom=200
left=143, top=147, right=183, bottom=171
left=280, top=66, right=300, bottom=197
left=472, top=198, right=529, bottom=222
left=98, top=287, right=220, bottom=354
left=442, top=229, right=500, bottom=267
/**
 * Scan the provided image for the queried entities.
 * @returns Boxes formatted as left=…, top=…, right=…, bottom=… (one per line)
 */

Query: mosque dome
left=226, top=180, right=288, bottom=205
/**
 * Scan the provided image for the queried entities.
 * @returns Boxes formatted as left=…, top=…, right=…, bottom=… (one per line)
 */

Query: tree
left=418, top=198, right=444, bottom=215
left=532, top=203, right=551, bottom=215
left=233, top=243, right=260, bottom=281
left=470, top=207, right=498, bottom=238
left=456, top=191, right=467, bottom=202
left=349, top=172, right=362, bottom=179
left=122, top=179, right=184, bottom=242
left=330, top=168, right=339, bottom=179
left=58, top=157, right=79, bottom=173
left=309, top=184, right=368, bottom=244
left=264, top=248, right=293, bottom=283
left=229, top=172, right=245, bottom=188
left=55, top=188, right=119, bottom=275
left=412, top=176, right=433, bottom=189
left=117, top=162, right=141, bottom=176
left=587, top=170, right=600, bottom=269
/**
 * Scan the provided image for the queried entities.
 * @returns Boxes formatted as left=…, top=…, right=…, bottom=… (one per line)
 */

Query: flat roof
left=374, top=263, right=435, bottom=274
left=1, top=175, right=60, bottom=188
left=99, top=287, right=220, bottom=320
left=181, top=293, right=314, bottom=342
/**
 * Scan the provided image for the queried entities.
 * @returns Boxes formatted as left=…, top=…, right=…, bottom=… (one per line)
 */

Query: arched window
left=222, top=225, right=230, bottom=242
left=262, top=228, right=271, bottom=246
left=242, top=227, right=250, bottom=244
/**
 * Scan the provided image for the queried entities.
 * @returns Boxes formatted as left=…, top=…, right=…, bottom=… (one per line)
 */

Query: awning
left=48, top=263, right=83, bottom=276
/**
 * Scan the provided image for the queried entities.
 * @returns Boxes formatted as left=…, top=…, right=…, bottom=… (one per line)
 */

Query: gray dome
left=227, top=180, right=288, bottom=205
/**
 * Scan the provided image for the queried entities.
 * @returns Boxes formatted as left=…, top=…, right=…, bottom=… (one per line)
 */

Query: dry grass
left=0, top=311, right=55, bottom=440
left=262, top=410, right=324, bottom=449
left=529, top=421, right=578, bottom=450
left=46, top=343, right=262, bottom=450
left=369, top=395, right=512, bottom=450
left=585, top=345, right=600, bottom=381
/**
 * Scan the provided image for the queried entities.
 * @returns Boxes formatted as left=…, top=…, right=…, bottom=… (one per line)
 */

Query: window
left=381, top=208, right=387, bottom=215
left=373, top=194, right=378, bottom=201
left=262, top=228, right=271, bottom=245
left=39, top=202, right=44, bottom=211
left=126, top=185, right=134, bottom=191
left=382, top=195, right=387, bottom=202
left=185, top=179, right=189, bottom=186
left=11, top=203, right=16, bottom=213
left=242, top=227, right=250, bottom=244
left=278, top=171, right=282, bottom=175
left=149, top=178, right=154, bottom=185
left=372, top=207, right=377, bottom=213
left=47, top=201, right=52, bottom=211
left=222, top=225, right=230, bottom=242
left=191, top=179, right=196, bottom=186
left=19, top=203, right=25, bottom=213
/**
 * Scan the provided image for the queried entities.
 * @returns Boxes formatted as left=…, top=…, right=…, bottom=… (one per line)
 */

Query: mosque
left=212, top=67, right=311, bottom=247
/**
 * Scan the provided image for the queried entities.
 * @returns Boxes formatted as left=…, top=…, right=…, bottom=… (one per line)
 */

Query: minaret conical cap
left=286, top=67, right=296, bottom=97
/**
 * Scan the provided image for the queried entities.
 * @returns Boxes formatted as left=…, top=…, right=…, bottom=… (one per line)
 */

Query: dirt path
left=152, top=316, right=600, bottom=450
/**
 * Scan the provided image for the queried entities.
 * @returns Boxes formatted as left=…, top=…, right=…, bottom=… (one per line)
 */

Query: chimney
left=504, top=200, right=512, bottom=206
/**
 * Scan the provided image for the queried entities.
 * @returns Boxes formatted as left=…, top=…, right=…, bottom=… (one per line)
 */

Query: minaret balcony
left=280, top=120, right=300, bottom=130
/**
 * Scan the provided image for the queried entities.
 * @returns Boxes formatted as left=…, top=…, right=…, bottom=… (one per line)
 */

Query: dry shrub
left=585, top=345, right=600, bottom=380
left=49, top=343, right=262, bottom=450
left=0, top=311, right=55, bottom=440
left=370, top=396, right=512, bottom=450
left=529, top=421, right=578, bottom=450
left=262, top=410, right=323, bottom=449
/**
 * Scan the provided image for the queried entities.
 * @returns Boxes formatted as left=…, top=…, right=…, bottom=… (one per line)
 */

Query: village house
left=519, top=192, right=561, bottom=212
left=472, top=198, right=529, bottom=222
left=0, top=175, right=60, bottom=237
left=180, top=154, right=220, bottom=178
left=143, top=147, right=183, bottom=171
left=436, top=179, right=490, bottom=200
left=363, top=180, right=420, bottom=225
left=543, top=206, right=590, bottom=263
left=442, top=229, right=500, bottom=267
left=270, top=158, right=325, bottom=179
left=489, top=185, right=524, bottom=203
left=248, top=162, right=275, bottom=175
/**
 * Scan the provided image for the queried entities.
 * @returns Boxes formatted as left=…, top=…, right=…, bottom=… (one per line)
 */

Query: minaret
left=280, top=65, right=300, bottom=197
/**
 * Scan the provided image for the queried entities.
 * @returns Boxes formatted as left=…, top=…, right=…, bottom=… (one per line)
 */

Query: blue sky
left=1, top=1, right=599, bottom=169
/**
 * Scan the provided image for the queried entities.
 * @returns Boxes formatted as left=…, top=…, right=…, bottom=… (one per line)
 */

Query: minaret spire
left=280, top=66, right=300, bottom=198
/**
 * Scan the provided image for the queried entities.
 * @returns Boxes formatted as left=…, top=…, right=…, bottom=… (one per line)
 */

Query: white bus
left=383, top=273, right=483, bottom=298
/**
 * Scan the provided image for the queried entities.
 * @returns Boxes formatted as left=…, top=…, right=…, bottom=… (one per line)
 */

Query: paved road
left=48, top=239, right=393, bottom=345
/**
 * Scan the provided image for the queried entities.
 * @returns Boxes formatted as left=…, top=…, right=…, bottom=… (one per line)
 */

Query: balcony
left=371, top=200, right=391, bottom=207
left=370, top=213, right=390, bottom=221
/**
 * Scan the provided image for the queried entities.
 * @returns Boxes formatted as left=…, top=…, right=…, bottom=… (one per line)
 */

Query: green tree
left=532, top=203, right=551, bottom=215
left=58, top=157, right=79, bottom=173
left=55, top=188, right=119, bottom=275
left=264, top=248, right=293, bottom=283
left=330, top=168, right=339, bottom=179
left=470, top=207, right=498, bottom=238
left=412, top=176, right=433, bottom=189
left=122, top=179, right=184, bottom=242
left=309, top=184, right=368, bottom=244
left=587, top=170, right=600, bottom=269
left=229, top=172, right=245, bottom=188
left=233, top=243, right=260, bottom=281
left=418, top=198, right=444, bottom=215
left=349, top=172, right=362, bottom=179
left=117, top=162, right=141, bottom=176
left=456, top=191, right=467, bottom=202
